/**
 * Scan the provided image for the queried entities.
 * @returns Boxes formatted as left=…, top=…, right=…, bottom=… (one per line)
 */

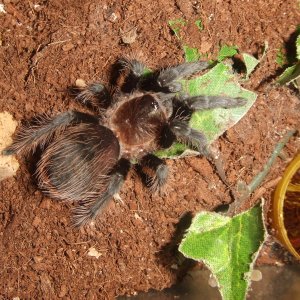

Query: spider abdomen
left=37, top=123, right=120, bottom=202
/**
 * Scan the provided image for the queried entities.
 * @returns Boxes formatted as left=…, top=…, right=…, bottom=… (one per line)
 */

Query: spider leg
left=2, top=111, right=98, bottom=156
left=74, top=83, right=111, bottom=111
left=169, top=94, right=247, bottom=153
left=72, top=158, right=130, bottom=227
left=118, top=57, right=151, bottom=91
left=158, top=124, right=177, bottom=148
left=139, top=154, right=168, bottom=191
left=184, top=95, right=247, bottom=110
left=157, top=61, right=209, bottom=92
left=118, top=57, right=148, bottom=78
left=170, top=118, right=229, bottom=184
left=169, top=120, right=209, bottom=155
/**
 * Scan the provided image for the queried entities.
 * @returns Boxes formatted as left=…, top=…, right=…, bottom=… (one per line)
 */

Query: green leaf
left=183, top=45, right=201, bottom=62
left=179, top=205, right=265, bottom=300
left=297, top=35, right=300, bottom=60
left=155, top=143, right=187, bottom=158
left=278, top=31, right=300, bottom=87
left=195, top=19, right=204, bottom=31
left=168, top=18, right=187, bottom=39
left=217, top=45, right=238, bottom=62
left=158, top=62, right=256, bottom=158
left=156, top=25, right=257, bottom=158
left=187, top=63, right=256, bottom=141
left=242, top=53, right=259, bottom=79
left=278, top=61, right=300, bottom=85
left=276, top=48, right=287, bottom=66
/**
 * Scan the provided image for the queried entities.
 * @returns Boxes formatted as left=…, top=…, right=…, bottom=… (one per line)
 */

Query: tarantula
left=4, top=58, right=246, bottom=226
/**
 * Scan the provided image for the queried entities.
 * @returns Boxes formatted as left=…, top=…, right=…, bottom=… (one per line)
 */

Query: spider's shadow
left=285, top=29, right=300, bottom=65
left=155, top=211, right=196, bottom=282
left=257, top=28, right=300, bottom=93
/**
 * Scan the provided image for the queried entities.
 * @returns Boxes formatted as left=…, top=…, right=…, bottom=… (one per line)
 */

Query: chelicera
left=4, top=58, right=246, bottom=226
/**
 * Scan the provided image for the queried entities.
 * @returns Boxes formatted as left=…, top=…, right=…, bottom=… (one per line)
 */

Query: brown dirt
left=0, top=0, right=300, bottom=299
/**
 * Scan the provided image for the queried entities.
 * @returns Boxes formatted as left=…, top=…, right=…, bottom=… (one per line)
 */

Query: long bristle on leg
left=117, top=57, right=150, bottom=91
left=36, top=123, right=119, bottom=200
left=72, top=158, right=130, bottom=227
left=118, top=57, right=147, bottom=78
left=2, top=111, right=98, bottom=156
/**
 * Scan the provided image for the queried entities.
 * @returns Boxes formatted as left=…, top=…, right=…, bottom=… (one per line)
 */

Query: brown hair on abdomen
left=37, top=123, right=120, bottom=202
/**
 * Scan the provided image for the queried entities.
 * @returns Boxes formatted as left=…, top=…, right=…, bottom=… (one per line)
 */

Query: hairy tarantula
left=4, top=58, right=246, bottom=226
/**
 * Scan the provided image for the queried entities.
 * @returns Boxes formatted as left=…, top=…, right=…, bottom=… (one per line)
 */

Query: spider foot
left=74, top=83, right=110, bottom=110
left=118, top=57, right=147, bottom=78
left=139, top=154, right=168, bottom=192
left=157, top=61, right=210, bottom=92
left=72, top=158, right=130, bottom=227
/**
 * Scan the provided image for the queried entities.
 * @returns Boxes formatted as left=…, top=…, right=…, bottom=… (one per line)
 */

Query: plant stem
left=228, top=129, right=297, bottom=216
